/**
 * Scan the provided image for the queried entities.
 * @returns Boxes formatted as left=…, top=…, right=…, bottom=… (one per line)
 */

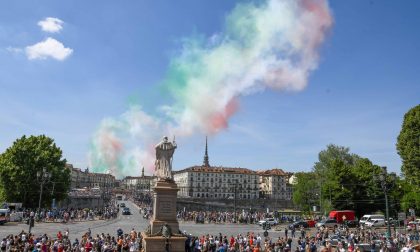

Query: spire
left=203, top=136, right=210, bottom=167
left=141, top=167, right=144, bottom=177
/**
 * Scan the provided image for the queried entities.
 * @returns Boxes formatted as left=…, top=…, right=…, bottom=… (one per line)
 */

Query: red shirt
left=230, top=237, right=235, bottom=246
left=85, top=241, right=92, bottom=252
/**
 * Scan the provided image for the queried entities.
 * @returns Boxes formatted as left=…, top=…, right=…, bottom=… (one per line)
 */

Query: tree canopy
left=291, top=144, right=404, bottom=218
left=292, top=172, right=318, bottom=213
left=314, top=145, right=386, bottom=217
left=397, top=104, right=420, bottom=186
left=0, top=135, right=70, bottom=208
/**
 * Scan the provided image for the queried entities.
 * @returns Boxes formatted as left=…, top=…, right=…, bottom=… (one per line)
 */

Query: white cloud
left=38, top=17, right=64, bottom=33
left=6, top=47, right=23, bottom=53
left=25, top=37, right=73, bottom=61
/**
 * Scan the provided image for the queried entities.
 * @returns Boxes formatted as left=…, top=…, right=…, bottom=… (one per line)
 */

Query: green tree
left=0, top=135, right=70, bottom=208
left=314, top=145, right=359, bottom=176
left=397, top=181, right=420, bottom=215
left=312, top=145, right=389, bottom=218
left=292, top=172, right=318, bottom=213
left=351, top=158, right=384, bottom=217
left=0, top=185, right=5, bottom=203
left=397, top=104, right=420, bottom=185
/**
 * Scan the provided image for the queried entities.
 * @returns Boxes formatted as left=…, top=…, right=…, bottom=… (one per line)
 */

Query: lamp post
left=374, top=166, right=396, bottom=240
left=37, top=168, right=51, bottom=213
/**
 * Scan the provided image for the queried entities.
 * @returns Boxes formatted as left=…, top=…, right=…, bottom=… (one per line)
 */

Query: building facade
left=174, top=166, right=260, bottom=200
left=258, top=169, right=293, bottom=200
left=67, top=164, right=116, bottom=189
left=173, top=138, right=293, bottom=200
left=121, top=167, right=155, bottom=191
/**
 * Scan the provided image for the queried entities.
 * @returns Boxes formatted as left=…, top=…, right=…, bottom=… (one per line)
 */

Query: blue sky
left=0, top=0, right=419, bottom=176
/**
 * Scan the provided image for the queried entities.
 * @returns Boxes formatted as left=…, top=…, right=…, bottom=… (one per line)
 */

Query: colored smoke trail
left=89, top=0, right=333, bottom=178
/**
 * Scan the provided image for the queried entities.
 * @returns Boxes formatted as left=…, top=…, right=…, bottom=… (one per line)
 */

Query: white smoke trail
left=89, top=0, right=333, bottom=178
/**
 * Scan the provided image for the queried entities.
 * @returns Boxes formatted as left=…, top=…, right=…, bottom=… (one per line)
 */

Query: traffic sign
left=409, top=208, right=415, bottom=217
left=398, top=212, right=406, bottom=221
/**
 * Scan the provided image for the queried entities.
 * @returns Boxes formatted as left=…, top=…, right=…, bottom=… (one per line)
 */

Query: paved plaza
left=0, top=201, right=285, bottom=240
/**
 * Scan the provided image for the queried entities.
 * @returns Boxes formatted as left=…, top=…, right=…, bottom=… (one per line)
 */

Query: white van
left=365, top=219, right=386, bottom=227
left=359, top=214, right=385, bottom=226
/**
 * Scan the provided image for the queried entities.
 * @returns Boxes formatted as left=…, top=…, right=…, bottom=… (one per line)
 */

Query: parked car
left=258, top=218, right=278, bottom=226
left=325, top=234, right=347, bottom=247
left=356, top=239, right=383, bottom=251
left=365, top=219, right=386, bottom=228
left=0, top=209, right=10, bottom=225
left=316, top=219, right=338, bottom=228
left=195, top=216, right=205, bottom=224
left=120, top=203, right=126, bottom=208
left=345, top=220, right=358, bottom=228
left=406, top=220, right=420, bottom=231
left=289, top=221, right=309, bottom=229
left=122, top=207, right=131, bottom=215
left=306, top=220, right=317, bottom=228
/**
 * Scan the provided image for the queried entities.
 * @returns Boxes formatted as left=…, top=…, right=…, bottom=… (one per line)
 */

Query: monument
left=142, top=136, right=186, bottom=252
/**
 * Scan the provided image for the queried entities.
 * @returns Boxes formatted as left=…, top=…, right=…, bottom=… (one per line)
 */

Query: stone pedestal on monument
left=142, top=180, right=186, bottom=252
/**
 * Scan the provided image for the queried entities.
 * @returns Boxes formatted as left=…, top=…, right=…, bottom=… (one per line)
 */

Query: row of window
left=189, top=193, right=258, bottom=199
left=191, top=173, right=258, bottom=178
left=190, top=177, right=258, bottom=183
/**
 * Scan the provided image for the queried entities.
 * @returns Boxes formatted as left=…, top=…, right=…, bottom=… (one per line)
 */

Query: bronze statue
left=161, top=223, right=172, bottom=239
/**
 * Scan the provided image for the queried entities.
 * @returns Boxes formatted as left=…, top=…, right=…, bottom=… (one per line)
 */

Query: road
left=0, top=201, right=147, bottom=240
left=0, top=201, right=307, bottom=252
left=3, top=200, right=406, bottom=251
left=0, top=200, right=300, bottom=243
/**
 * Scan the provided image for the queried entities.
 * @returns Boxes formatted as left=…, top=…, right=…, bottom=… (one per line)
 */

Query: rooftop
left=122, top=175, right=155, bottom=180
left=174, top=166, right=292, bottom=176
left=257, top=168, right=288, bottom=176
left=174, top=165, right=256, bottom=174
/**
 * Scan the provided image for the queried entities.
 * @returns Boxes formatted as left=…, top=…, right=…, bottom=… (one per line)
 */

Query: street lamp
left=374, top=166, right=396, bottom=240
left=36, top=168, right=51, bottom=212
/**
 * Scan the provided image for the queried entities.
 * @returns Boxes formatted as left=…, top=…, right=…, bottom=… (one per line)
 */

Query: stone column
left=142, top=180, right=186, bottom=252
left=150, top=180, right=180, bottom=234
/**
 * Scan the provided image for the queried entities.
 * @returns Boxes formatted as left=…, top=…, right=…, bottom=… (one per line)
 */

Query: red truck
left=328, top=210, right=355, bottom=224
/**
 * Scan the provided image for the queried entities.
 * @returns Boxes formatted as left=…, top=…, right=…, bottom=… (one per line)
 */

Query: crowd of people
left=177, top=210, right=281, bottom=225
left=1, top=221, right=419, bottom=251
left=1, top=228, right=142, bottom=252
left=183, top=228, right=420, bottom=252
left=2, top=196, right=419, bottom=251
left=20, top=204, right=119, bottom=223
